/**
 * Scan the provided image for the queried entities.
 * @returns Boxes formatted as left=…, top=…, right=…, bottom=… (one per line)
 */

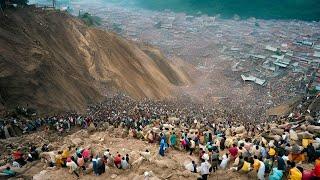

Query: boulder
left=163, top=124, right=174, bottom=130
left=102, top=122, right=109, bottom=129
left=297, top=132, right=314, bottom=140
left=33, top=170, right=50, bottom=180
left=269, top=123, right=279, bottom=129
left=121, top=129, right=129, bottom=138
left=300, top=125, right=307, bottom=131
left=178, top=170, right=200, bottom=178
left=225, top=128, right=231, bottom=136
left=306, top=125, right=320, bottom=134
left=73, top=129, right=89, bottom=138
left=71, top=138, right=83, bottom=146
left=261, top=137, right=267, bottom=146
left=87, top=123, right=96, bottom=133
left=63, top=139, right=72, bottom=147
left=107, top=125, right=114, bottom=132
left=132, top=157, right=144, bottom=166
left=271, top=128, right=284, bottom=135
left=235, top=126, right=245, bottom=134
left=154, top=159, right=176, bottom=169
left=184, top=162, right=194, bottom=172
left=168, top=117, right=179, bottom=123
left=225, top=137, right=234, bottom=148
left=236, top=133, right=247, bottom=139
left=305, top=115, right=314, bottom=122
left=272, top=135, right=281, bottom=141
left=152, top=127, right=161, bottom=133
left=278, top=123, right=290, bottom=129
left=111, top=174, right=118, bottom=179
left=289, top=129, right=299, bottom=141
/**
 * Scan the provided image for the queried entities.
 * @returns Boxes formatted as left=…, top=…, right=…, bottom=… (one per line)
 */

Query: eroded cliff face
left=0, top=8, right=191, bottom=113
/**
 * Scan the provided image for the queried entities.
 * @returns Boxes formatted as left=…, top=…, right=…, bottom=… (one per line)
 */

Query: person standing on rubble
left=257, top=158, right=266, bottom=180
left=274, top=154, right=286, bottom=172
left=228, top=144, right=238, bottom=162
left=159, top=135, right=166, bottom=156
left=199, top=159, right=211, bottom=180
left=121, top=157, right=129, bottom=169
left=170, top=132, right=177, bottom=148
left=12, top=148, right=26, bottom=166
left=66, top=157, right=79, bottom=178
left=114, top=153, right=122, bottom=168
left=288, top=161, right=302, bottom=180
left=306, top=143, right=316, bottom=163
left=77, top=154, right=86, bottom=173
left=189, top=138, right=196, bottom=155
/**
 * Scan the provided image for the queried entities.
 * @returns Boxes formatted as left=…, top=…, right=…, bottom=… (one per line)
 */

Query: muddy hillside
left=0, top=8, right=191, bottom=113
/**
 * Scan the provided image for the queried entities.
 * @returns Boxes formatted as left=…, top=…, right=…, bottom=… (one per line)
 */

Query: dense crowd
left=0, top=93, right=320, bottom=179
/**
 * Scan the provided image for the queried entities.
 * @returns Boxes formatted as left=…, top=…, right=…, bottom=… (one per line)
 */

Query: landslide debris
left=0, top=7, right=191, bottom=113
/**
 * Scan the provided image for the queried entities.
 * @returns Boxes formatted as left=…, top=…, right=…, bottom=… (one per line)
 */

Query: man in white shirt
left=104, top=149, right=111, bottom=159
left=190, top=139, right=196, bottom=155
left=200, top=159, right=211, bottom=180
left=121, top=157, right=129, bottom=169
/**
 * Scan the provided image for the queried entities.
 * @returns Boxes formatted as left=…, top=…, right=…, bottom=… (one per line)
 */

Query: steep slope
left=0, top=7, right=190, bottom=113
left=139, top=44, right=192, bottom=85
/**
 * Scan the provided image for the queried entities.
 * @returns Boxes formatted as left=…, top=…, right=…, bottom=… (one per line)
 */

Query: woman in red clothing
left=12, top=148, right=26, bottom=166
left=228, top=144, right=238, bottom=162
left=114, top=153, right=122, bottom=169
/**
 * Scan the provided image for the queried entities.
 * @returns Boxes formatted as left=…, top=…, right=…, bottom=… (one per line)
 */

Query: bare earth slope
left=0, top=8, right=190, bottom=113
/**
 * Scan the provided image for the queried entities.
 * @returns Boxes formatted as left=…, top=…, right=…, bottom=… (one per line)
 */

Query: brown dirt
left=0, top=7, right=191, bottom=114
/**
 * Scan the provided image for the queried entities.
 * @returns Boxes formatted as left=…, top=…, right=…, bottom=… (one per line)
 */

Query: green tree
left=79, top=12, right=101, bottom=27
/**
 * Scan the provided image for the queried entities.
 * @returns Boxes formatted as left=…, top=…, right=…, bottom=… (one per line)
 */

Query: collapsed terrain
left=0, top=7, right=191, bottom=114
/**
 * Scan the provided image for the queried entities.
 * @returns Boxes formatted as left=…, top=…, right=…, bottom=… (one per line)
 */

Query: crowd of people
left=1, top=141, right=152, bottom=178
left=0, top=112, right=95, bottom=139
left=0, top=93, right=319, bottom=179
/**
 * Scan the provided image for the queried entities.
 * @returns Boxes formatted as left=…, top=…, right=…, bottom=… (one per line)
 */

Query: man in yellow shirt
left=253, top=156, right=260, bottom=171
left=61, top=146, right=71, bottom=165
left=288, top=161, right=302, bottom=180
left=55, top=151, right=63, bottom=167
left=268, top=146, right=276, bottom=159
left=236, top=157, right=251, bottom=173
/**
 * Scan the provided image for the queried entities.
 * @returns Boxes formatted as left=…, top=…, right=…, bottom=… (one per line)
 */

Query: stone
left=307, top=125, right=320, bottom=134
left=300, top=125, right=307, bottom=131
left=71, top=138, right=83, bottom=146
left=235, top=126, right=245, bottom=134
left=225, top=128, right=231, bottom=136
left=271, top=128, right=284, bottom=135
left=297, top=132, right=314, bottom=140
left=111, top=174, right=118, bottom=179
left=272, top=135, right=281, bottom=141
left=305, top=115, right=314, bottom=122
left=87, top=123, right=96, bottom=133
left=289, top=129, right=298, bottom=141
